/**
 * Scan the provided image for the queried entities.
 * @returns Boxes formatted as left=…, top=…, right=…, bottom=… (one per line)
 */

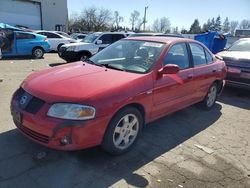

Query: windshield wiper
left=99, top=64, right=125, bottom=71
left=84, top=59, right=97, bottom=65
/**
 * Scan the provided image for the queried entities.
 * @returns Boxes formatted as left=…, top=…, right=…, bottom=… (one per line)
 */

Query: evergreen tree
left=189, top=19, right=201, bottom=34
left=210, top=18, right=215, bottom=30
left=215, top=15, right=222, bottom=31
left=223, top=17, right=230, bottom=33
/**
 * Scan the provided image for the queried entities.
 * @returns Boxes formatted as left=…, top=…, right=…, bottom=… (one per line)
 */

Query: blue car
left=0, top=29, right=51, bottom=59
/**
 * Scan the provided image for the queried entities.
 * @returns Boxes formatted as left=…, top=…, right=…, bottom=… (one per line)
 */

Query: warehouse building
left=0, top=0, right=68, bottom=31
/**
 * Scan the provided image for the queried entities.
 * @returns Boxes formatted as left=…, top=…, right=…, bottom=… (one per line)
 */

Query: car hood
left=63, top=42, right=91, bottom=47
left=217, top=51, right=250, bottom=60
left=22, top=62, right=146, bottom=103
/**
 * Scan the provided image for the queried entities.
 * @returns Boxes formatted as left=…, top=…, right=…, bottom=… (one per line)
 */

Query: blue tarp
left=194, top=31, right=227, bottom=54
left=0, top=23, right=22, bottom=31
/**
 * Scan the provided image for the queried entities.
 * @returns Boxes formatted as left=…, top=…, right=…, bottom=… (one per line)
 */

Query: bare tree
left=239, top=19, right=250, bottom=29
left=130, top=10, right=140, bottom=31
left=152, top=17, right=171, bottom=33
left=230, top=21, right=239, bottom=35
left=136, top=18, right=144, bottom=31
left=69, top=7, right=113, bottom=32
left=114, top=11, right=124, bottom=29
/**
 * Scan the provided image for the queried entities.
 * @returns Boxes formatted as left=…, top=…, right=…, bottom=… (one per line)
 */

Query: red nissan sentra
left=11, top=37, right=226, bottom=155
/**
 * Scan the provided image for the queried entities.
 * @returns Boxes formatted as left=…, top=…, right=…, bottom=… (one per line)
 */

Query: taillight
left=44, top=37, right=48, bottom=41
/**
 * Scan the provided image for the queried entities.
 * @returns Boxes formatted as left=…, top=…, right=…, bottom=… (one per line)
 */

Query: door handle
left=187, top=74, right=193, bottom=79
left=212, top=69, right=216, bottom=73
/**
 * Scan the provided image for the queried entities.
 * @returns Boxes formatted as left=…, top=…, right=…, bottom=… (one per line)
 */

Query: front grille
left=16, top=123, right=49, bottom=144
left=15, top=88, right=45, bottom=114
left=25, top=97, right=45, bottom=114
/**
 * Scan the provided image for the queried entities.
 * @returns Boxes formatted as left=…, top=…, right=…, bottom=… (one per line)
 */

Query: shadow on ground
left=0, top=103, right=230, bottom=188
left=218, top=87, right=250, bottom=110
left=1, top=56, right=44, bottom=60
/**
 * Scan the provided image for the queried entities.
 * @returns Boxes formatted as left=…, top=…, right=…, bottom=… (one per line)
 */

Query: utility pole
left=143, top=6, right=148, bottom=31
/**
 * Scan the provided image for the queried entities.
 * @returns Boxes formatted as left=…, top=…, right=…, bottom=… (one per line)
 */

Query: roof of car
left=125, top=36, right=194, bottom=44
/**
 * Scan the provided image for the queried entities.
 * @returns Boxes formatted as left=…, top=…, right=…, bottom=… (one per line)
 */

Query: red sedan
left=11, top=37, right=226, bottom=155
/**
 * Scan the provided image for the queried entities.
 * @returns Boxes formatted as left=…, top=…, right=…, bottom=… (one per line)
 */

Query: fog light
left=60, top=136, right=70, bottom=145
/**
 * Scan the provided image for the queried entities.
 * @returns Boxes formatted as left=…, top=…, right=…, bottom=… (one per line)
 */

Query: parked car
left=58, top=32, right=126, bottom=62
left=55, top=31, right=73, bottom=39
left=11, top=37, right=226, bottom=155
left=35, top=31, right=76, bottom=51
left=217, top=38, right=250, bottom=89
left=70, top=33, right=88, bottom=41
left=0, top=29, right=50, bottom=58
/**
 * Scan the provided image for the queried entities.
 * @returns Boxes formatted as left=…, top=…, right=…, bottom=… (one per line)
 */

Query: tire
left=78, top=53, right=90, bottom=61
left=57, top=44, right=64, bottom=52
left=102, top=107, right=143, bottom=155
left=199, top=83, right=218, bottom=110
left=32, top=47, right=44, bottom=59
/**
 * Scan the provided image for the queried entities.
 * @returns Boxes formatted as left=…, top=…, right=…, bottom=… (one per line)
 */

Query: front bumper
left=11, top=89, right=111, bottom=151
left=58, top=48, right=79, bottom=62
left=226, top=69, right=250, bottom=90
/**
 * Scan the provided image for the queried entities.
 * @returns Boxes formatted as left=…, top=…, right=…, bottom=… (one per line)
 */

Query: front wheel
left=102, top=107, right=143, bottom=155
left=78, top=53, right=90, bottom=61
left=200, top=83, right=218, bottom=110
left=57, top=44, right=64, bottom=51
left=32, top=47, right=44, bottom=59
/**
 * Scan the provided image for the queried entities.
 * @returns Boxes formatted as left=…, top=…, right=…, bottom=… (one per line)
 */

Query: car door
left=97, top=34, right=113, bottom=51
left=188, top=42, right=217, bottom=100
left=15, top=32, right=35, bottom=55
left=152, top=43, right=195, bottom=119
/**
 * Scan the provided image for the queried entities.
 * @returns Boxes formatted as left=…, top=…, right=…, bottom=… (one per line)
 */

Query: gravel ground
left=0, top=54, right=249, bottom=188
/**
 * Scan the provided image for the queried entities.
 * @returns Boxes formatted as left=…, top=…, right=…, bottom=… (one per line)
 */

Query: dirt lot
left=0, top=54, right=250, bottom=188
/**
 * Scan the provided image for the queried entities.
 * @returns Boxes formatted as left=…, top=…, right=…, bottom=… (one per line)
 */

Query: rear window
left=16, top=33, right=35, bottom=40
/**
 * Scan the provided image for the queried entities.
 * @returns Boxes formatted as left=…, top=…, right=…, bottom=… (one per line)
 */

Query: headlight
left=47, top=103, right=96, bottom=120
left=66, top=46, right=76, bottom=51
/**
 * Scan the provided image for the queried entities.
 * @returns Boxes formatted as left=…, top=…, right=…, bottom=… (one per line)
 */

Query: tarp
left=0, top=23, right=22, bottom=31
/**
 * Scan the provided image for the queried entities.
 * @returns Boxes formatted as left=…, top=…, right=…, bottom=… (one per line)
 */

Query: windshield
left=56, top=32, right=71, bottom=38
left=89, top=40, right=165, bottom=73
left=228, top=40, right=250, bottom=52
left=82, top=33, right=100, bottom=43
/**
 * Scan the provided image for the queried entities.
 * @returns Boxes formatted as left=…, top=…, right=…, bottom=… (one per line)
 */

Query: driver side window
left=163, top=43, right=190, bottom=69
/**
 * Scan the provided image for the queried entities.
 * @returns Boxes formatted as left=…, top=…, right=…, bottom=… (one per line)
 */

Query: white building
left=0, top=0, right=68, bottom=31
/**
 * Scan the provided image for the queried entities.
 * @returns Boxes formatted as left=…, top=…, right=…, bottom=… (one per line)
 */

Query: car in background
left=55, top=31, right=73, bottom=39
left=11, top=37, right=226, bottom=155
left=58, top=32, right=126, bottom=62
left=35, top=31, right=76, bottom=51
left=70, top=33, right=88, bottom=41
left=217, top=38, right=250, bottom=90
left=129, top=32, right=184, bottom=38
left=0, top=29, right=50, bottom=59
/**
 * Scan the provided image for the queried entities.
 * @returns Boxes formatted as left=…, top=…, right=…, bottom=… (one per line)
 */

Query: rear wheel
left=32, top=47, right=44, bottom=59
left=102, top=107, right=143, bottom=155
left=200, top=83, right=218, bottom=110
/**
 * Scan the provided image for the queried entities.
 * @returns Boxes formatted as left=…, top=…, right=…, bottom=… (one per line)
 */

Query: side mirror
left=96, top=40, right=102, bottom=45
left=158, top=64, right=180, bottom=75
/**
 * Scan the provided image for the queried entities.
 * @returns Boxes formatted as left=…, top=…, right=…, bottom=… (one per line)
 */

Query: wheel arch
left=109, top=103, right=146, bottom=128
left=32, top=46, right=45, bottom=52
left=214, top=80, right=224, bottom=94
left=77, top=50, right=92, bottom=58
